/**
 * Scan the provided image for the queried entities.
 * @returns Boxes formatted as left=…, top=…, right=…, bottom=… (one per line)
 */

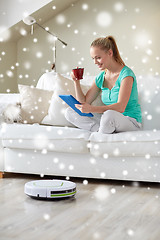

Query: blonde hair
left=91, top=36, right=125, bottom=66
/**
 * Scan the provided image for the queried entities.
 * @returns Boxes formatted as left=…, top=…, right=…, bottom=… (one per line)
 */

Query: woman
left=65, top=36, right=142, bottom=134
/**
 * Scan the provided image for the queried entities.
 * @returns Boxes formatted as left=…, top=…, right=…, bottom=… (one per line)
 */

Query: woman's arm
left=76, top=76, right=133, bottom=113
left=72, top=71, right=101, bottom=103
left=74, top=80, right=86, bottom=103
left=85, top=81, right=101, bottom=104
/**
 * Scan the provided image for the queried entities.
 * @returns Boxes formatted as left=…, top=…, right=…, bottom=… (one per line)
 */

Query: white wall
left=0, top=0, right=52, bottom=32
left=0, top=0, right=52, bottom=93
left=16, top=0, right=160, bottom=89
left=0, top=42, right=17, bottom=93
left=17, top=29, right=53, bottom=86
left=51, top=0, right=160, bottom=77
left=1, top=0, right=160, bottom=92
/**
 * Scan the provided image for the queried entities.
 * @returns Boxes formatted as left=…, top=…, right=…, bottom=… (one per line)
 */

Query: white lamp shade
left=23, top=16, right=36, bottom=25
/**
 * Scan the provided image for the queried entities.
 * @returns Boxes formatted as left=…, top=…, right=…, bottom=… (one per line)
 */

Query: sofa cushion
left=18, top=85, right=53, bottom=124
left=89, top=130, right=160, bottom=157
left=1, top=123, right=91, bottom=154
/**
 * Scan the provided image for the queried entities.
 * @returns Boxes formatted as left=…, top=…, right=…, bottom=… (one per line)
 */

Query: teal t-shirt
left=95, top=66, right=142, bottom=123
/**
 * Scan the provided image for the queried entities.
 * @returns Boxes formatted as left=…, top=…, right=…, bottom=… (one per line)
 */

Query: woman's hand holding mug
left=71, top=67, right=84, bottom=81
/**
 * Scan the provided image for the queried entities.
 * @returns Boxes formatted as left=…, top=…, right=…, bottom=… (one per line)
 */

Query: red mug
left=72, top=67, right=84, bottom=80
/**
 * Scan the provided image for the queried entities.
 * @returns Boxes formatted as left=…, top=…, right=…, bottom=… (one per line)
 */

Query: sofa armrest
left=0, top=126, right=4, bottom=172
left=0, top=93, right=20, bottom=103
left=0, top=94, right=20, bottom=122
left=0, top=148, right=4, bottom=173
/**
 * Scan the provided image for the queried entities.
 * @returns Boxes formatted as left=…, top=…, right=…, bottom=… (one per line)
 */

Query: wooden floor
left=1, top=174, right=160, bottom=240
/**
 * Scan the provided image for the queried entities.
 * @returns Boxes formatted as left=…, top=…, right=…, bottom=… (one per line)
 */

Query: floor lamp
left=23, top=16, right=67, bottom=71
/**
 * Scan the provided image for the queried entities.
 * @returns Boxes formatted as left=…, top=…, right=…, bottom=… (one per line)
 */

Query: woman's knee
left=101, top=110, right=117, bottom=122
left=99, top=110, right=117, bottom=134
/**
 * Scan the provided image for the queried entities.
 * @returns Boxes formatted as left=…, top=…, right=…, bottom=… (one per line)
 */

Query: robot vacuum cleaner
left=24, top=179, right=76, bottom=200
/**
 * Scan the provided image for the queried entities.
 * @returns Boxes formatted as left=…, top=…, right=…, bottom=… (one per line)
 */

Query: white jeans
left=65, top=108, right=142, bottom=134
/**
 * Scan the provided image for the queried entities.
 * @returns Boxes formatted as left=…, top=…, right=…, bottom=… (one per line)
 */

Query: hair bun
left=107, top=36, right=114, bottom=41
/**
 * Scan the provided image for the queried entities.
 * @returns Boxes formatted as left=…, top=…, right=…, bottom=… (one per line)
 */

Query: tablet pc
left=59, top=95, right=93, bottom=117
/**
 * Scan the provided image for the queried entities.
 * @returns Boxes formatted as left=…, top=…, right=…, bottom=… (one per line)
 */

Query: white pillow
left=42, top=73, right=103, bottom=126
left=41, top=74, right=75, bottom=126
left=18, top=85, right=53, bottom=124
left=36, top=71, right=57, bottom=91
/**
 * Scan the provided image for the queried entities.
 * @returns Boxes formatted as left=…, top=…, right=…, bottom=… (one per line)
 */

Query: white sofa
left=0, top=72, right=160, bottom=182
